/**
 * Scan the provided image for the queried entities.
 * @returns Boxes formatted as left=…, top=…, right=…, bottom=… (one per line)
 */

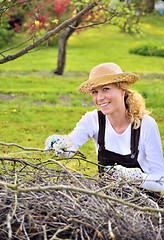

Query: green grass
left=0, top=14, right=164, bottom=173
left=1, top=15, right=164, bottom=73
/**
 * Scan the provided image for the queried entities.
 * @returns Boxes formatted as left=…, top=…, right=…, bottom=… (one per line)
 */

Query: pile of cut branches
left=0, top=142, right=163, bottom=240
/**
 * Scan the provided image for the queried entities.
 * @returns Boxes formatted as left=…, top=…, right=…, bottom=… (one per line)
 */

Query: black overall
left=97, top=111, right=164, bottom=206
left=97, top=111, right=142, bottom=173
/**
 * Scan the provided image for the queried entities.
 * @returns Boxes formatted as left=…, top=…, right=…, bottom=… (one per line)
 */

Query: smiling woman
left=91, top=84, right=125, bottom=120
left=45, top=62, right=164, bottom=195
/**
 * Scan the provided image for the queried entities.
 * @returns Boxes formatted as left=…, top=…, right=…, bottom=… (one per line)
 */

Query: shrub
left=129, top=42, right=164, bottom=57
left=0, top=27, right=14, bottom=48
left=155, top=48, right=164, bottom=57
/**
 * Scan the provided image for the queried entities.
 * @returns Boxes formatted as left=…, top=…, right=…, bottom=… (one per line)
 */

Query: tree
left=54, top=1, right=119, bottom=75
left=0, top=0, right=142, bottom=74
left=131, top=0, right=158, bottom=13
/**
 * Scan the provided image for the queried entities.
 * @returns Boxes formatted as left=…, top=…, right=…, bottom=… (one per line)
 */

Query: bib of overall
left=97, top=111, right=142, bottom=173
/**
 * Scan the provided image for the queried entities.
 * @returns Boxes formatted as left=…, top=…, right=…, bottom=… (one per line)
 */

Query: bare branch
left=49, top=158, right=87, bottom=189
left=0, top=0, right=31, bottom=12
left=0, top=142, right=45, bottom=152
left=68, top=218, right=103, bottom=239
left=68, top=11, right=118, bottom=30
left=0, top=36, right=34, bottom=55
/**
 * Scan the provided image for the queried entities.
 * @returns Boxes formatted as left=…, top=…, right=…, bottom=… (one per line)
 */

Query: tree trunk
left=54, top=19, right=81, bottom=75
left=146, top=0, right=155, bottom=13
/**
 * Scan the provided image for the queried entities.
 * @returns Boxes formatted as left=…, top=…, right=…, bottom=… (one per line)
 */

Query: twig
left=0, top=0, right=30, bottom=12
left=68, top=11, right=118, bottom=30
left=150, top=200, right=162, bottom=240
left=7, top=214, right=12, bottom=240
left=0, top=155, right=44, bottom=170
left=0, top=142, right=45, bottom=152
left=11, top=173, right=18, bottom=219
left=49, top=224, right=74, bottom=240
left=15, top=214, right=24, bottom=236
left=42, top=225, right=47, bottom=240
left=0, top=36, right=34, bottom=55
left=108, top=220, right=115, bottom=240
left=22, top=223, right=30, bottom=240
left=68, top=218, right=103, bottom=239
left=48, top=159, right=87, bottom=189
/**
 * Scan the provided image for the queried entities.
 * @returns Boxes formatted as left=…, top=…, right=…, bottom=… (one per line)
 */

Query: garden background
left=0, top=12, right=164, bottom=174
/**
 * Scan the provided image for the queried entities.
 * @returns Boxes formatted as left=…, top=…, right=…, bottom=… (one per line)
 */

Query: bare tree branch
left=68, top=11, right=118, bottom=30
left=0, top=0, right=30, bottom=12
left=0, top=141, right=45, bottom=152
left=0, top=36, right=34, bottom=55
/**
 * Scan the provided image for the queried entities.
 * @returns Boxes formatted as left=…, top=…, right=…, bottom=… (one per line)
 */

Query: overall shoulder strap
left=131, top=122, right=141, bottom=155
left=98, top=111, right=141, bottom=155
left=98, top=111, right=106, bottom=149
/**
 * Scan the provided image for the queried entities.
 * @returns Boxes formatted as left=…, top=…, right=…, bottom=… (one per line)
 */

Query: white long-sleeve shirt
left=67, top=109, right=164, bottom=192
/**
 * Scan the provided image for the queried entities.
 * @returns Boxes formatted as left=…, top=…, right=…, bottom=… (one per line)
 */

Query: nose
left=97, top=90, right=105, bottom=101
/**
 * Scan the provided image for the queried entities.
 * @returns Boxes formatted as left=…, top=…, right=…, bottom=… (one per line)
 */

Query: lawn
left=0, top=14, right=164, bottom=172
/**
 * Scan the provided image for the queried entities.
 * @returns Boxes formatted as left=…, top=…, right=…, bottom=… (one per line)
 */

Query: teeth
left=100, top=103, right=109, bottom=107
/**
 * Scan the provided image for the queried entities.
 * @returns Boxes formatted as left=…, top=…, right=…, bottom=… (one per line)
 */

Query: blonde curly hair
left=117, top=83, right=151, bottom=129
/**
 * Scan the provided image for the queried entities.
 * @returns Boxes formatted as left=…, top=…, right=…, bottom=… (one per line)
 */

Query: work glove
left=44, top=134, right=73, bottom=155
left=104, top=165, right=143, bottom=184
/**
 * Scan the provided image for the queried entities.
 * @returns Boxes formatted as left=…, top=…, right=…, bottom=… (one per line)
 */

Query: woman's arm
left=67, top=109, right=98, bottom=152
left=45, top=109, right=98, bottom=157
left=139, top=116, right=164, bottom=191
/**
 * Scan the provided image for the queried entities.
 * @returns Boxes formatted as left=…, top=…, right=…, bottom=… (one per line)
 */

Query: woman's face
left=91, top=83, right=125, bottom=116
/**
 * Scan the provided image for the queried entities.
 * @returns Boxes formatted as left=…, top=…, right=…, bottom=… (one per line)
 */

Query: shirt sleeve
left=139, top=116, right=164, bottom=192
left=59, top=109, right=98, bottom=157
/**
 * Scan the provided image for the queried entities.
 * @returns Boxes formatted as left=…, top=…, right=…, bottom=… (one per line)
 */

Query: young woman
left=45, top=62, right=164, bottom=192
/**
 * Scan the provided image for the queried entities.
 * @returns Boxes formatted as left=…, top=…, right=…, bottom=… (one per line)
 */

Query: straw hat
left=77, top=63, right=139, bottom=94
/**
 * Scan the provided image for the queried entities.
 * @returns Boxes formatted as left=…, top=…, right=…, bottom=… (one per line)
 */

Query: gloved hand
left=44, top=134, right=73, bottom=155
left=104, top=165, right=143, bottom=184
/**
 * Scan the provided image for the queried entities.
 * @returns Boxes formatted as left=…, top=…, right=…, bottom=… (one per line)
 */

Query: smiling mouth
left=100, top=102, right=110, bottom=107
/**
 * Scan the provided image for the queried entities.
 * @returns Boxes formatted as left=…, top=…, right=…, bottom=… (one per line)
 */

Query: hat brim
left=77, top=72, right=139, bottom=94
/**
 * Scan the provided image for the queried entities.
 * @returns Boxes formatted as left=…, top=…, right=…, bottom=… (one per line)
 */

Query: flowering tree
left=0, top=0, right=142, bottom=74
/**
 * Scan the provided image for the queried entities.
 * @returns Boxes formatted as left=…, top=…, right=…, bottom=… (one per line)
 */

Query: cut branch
left=0, top=142, right=45, bottom=152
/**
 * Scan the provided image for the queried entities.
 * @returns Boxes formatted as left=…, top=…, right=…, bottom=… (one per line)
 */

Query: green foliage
left=0, top=5, right=15, bottom=47
left=129, top=42, right=164, bottom=57
left=0, top=0, right=143, bottom=45
left=110, top=1, right=143, bottom=34
left=132, top=0, right=158, bottom=13
left=1, top=14, right=164, bottom=73
left=0, top=27, right=14, bottom=47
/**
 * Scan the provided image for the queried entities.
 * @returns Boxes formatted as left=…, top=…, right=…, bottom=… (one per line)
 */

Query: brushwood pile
left=0, top=147, right=163, bottom=240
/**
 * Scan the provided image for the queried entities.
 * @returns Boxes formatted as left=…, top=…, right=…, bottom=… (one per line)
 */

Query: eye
left=103, top=87, right=110, bottom=91
left=91, top=90, right=98, bottom=94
